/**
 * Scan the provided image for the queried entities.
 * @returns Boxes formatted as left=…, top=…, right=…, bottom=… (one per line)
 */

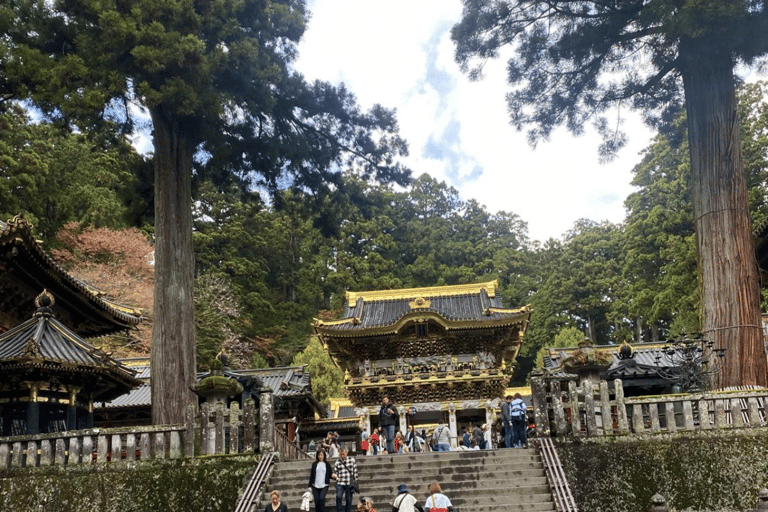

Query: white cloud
left=297, top=0, right=655, bottom=242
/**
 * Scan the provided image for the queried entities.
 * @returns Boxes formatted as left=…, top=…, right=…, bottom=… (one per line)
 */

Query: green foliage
left=194, top=271, right=239, bottom=371
left=291, top=336, right=344, bottom=405
left=0, top=105, right=146, bottom=240
left=534, top=326, right=586, bottom=370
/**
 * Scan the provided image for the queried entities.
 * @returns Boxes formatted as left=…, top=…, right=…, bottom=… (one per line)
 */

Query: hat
left=398, top=484, right=408, bottom=494
left=361, top=497, right=373, bottom=504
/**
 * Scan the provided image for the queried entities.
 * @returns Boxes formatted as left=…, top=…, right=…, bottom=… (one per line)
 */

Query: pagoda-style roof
left=314, top=280, right=530, bottom=337
left=0, top=215, right=143, bottom=336
left=98, top=362, right=327, bottom=419
left=0, top=291, right=141, bottom=402
left=542, top=342, right=683, bottom=393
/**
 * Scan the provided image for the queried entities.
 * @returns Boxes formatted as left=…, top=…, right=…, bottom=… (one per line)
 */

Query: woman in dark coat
left=307, top=449, right=335, bottom=512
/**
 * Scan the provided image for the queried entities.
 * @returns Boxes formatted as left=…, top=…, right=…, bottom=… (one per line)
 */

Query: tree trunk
left=681, top=37, right=768, bottom=388
left=150, top=105, right=198, bottom=424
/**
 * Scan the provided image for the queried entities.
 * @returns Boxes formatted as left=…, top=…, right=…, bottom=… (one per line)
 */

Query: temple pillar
left=485, top=403, right=495, bottom=449
left=67, top=389, right=78, bottom=430
left=86, top=398, right=94, bottom=428
left=398, top=406, right=407, bottom=435
left=448, top=403, right=457, bottom=449
left=259, top=387, right=275, bottom=453
left=27, top=386, right=40, bottom=435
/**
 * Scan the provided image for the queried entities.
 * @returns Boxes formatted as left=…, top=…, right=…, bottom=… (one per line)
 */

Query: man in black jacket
left=378, top=395, right=399, bottom=454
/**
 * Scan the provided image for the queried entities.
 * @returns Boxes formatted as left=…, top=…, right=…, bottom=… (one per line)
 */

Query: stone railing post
left=243, top=398, right=256, bottom=453
left=754, top=488, right=768, bottom=511
left=649, top=493, right=669, bottom=512
left=259, top=387, right=275, bottom=453
left=531, top=375, right=550, bottom=436
left=185, top=402, right=197, bottom=457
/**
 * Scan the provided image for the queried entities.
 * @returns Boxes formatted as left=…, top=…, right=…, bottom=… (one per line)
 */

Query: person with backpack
left=461, top=427, right=471, bottom=449
left=391, top=484, right=423, bottom=512
left=432, top=419, right=451, bottom=452
left=510, top=393, right=528, bottom=448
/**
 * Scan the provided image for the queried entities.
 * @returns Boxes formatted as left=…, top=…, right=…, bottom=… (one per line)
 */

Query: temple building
left=0, top=290, right=142, bottom=435
left=313, top=280, right=530, bottom=447
left=0, top=215, right=143, bottom=336
left=0, top=216, right=144, bottom=435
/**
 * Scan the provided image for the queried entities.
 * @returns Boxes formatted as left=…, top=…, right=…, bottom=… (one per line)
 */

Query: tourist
left=370, top=428, right=380, bottom=455
left=461, top=427, right=471, bottom=448
left=392, top=484, right=423, bottom=512
left=328, top=436, right=340, bottom=458
left=472, top=423, right=484, bottom=449
left=432, top=419, right=451, bottom=452
left=357, top=496, right=377, bottom=512
left=510, top=393, right=528, bottom=448
left=424, top=483, right=453, bottom=512
left=334, top=448, right=359, bottom=512
left=378, top=396, right=399, bottom=453
left=483, top=424, right=492, bottom=450
left=394, top=431, right=405, bottom=453
left=405, top=425, right=418, bottom=452
left=307, top=449, right=334, bottom=512
left=501, top=395, right=514, bottom=448
left=265, top=490, right=288, bottom=512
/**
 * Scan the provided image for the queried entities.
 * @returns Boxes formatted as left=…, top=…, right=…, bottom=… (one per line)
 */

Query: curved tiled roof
left=0, top=293, right=141, bottom=401
left=315, top=280, right=530, bottom=335
left=0, top=216, right=143, bottom=335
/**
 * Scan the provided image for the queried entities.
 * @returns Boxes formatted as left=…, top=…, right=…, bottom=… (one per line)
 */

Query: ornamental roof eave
left=0, top=216, right=143, bottom=335
left=314, top=305, right=531, bottom=338
left=345, top=280, right=500, bottom=305
left=0, top=294, right=141, bottom=400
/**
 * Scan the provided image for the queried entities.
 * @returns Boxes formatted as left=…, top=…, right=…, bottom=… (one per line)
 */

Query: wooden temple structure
left=313, top=280, right=530, bottom=447
left=0, top=216, right=144, bottom=435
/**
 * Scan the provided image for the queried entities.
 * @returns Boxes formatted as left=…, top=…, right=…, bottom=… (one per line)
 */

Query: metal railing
left=537, top=437, right=578, bottom=512
left=234, top=452, right=274, bottom=512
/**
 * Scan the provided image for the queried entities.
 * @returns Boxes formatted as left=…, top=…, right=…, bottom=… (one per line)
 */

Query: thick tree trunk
left=149, top=105, right=198, bottom=424
left=681, top=38, right=768, bottom=388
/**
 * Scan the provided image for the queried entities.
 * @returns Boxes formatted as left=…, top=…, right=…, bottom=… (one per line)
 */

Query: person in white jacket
left=391, top=484, right=423, bottom=512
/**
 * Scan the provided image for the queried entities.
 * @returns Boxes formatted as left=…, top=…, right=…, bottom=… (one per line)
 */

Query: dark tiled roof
left=0, top=296, right=141, bottom=401
left=98, top=363, right=325, bottom=414
left=315, top=281, right=529, bottom=334
left=227, top=366, right=312, bottom=398
left=0, top=217, right=143, bottom=335
left=543, top=342, right=678, bottom=380
left=100, top=383, right=151, bottom=409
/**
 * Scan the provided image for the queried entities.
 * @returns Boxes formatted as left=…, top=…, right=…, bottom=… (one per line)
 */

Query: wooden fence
left=531, top=378, right=768, bottom=437
left=0, top=400, right=278, bottom=468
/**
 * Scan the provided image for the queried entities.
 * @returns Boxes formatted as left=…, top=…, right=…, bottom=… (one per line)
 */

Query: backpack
left=511, top=399, right=526, bottom=419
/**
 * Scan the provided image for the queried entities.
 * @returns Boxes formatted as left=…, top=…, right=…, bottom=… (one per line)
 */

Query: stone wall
left=557, top=428, right=768, bottom=512
left=0, top=454, right=259, bottom=512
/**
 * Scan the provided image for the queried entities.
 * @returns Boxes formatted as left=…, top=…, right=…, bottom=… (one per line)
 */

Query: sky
left=294, top=0, right=656, bottom=243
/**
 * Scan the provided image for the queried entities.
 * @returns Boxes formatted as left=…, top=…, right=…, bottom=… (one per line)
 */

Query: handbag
left=428, top=493, right=449, bottom=512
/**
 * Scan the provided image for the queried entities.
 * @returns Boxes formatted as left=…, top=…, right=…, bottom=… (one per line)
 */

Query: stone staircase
left=257, top=449, right=556, bottom=512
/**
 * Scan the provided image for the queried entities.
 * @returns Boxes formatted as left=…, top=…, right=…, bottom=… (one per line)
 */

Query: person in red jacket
left=369, top=428, right=380, bottom=455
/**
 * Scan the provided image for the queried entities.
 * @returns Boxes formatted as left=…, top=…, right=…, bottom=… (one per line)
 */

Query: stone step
left=271, top=465, right=547, bottom=482
left=257, top=448, right=556, bottom=512
left=274, top=452, right=542, bottom=472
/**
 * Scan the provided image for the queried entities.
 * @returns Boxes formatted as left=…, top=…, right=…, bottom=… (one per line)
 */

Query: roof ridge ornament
left=23, top=337, right=40, bottom=357
left=34, top=289, right=56, bottom=313
left=409, top=297, right=431, bottom=309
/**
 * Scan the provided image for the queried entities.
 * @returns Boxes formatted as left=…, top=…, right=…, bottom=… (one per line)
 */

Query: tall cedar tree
left=4, top=0, right=410, bottom=423
left=452, top=0, right=768, bottom=387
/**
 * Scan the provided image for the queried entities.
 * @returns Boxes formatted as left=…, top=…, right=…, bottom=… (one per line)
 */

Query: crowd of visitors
left=272, top=393, right=528, bottom=512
